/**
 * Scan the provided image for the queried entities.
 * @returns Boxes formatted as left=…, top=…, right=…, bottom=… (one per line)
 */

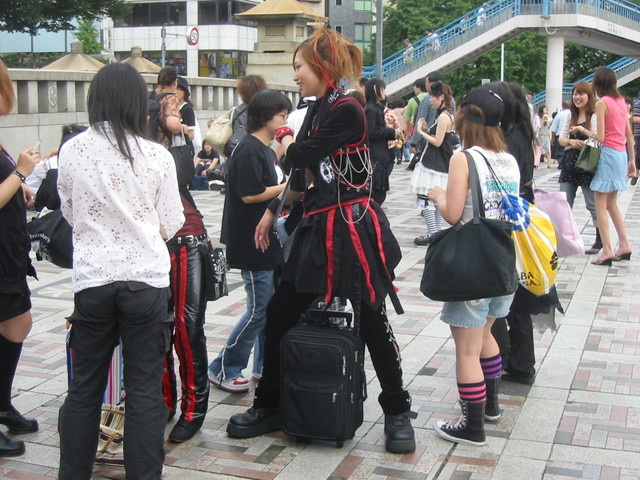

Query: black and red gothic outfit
left=162, top=196, right=210, bottom=437
left=253, top=88, right=411, bottom=416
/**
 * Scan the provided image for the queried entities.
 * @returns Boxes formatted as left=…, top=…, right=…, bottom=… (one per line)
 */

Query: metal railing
left=363, top=0, right=640, bottom=84
left=532, top=56, right=640, bottom=106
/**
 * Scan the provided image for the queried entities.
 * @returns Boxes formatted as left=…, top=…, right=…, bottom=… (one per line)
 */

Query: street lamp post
left=161, top=26, right=167, bottom=67
left=376, top=0, right=383, bottom=78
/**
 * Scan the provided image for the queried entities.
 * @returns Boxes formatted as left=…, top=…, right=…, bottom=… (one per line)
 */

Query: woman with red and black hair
left=225, top=27, right=416, bottom=453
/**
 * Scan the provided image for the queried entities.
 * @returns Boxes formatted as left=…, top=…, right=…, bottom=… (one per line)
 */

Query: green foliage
left=383, top=0, right=481, bottom=56
left=0, top=51, right=109, bottom=68
left=362, top=45, right=376, bottom=67
left=620, top=79, right=640, bottom=98
left=0, top=0, right=129, bottom=34
left=0, top=52, right=63, bottom=69
left=563, top=44, right=618, bottom=81
left=444, top=32, right=547, bottom=98
left=74, top=19, right=102, bottom=55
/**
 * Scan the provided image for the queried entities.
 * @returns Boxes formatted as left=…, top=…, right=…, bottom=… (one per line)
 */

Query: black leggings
left=253, top=280, right=410, bottom=415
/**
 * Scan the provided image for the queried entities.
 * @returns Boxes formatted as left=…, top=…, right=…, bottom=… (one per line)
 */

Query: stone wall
left=0, top=68, right=300, bottom=158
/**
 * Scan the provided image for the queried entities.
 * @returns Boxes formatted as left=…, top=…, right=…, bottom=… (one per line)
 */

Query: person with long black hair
left=226, top=27, right=416, bottom=454
left=57, top=63, right=184, bottom=479
left=483, top=82, right=562, bottom=387
left=364, top=78, right=397, bottom=205
left=411, top=81, right=455, bottom=245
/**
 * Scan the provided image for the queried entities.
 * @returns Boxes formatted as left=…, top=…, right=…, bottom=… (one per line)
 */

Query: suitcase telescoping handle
left=301, top=296, right=361, bottom=336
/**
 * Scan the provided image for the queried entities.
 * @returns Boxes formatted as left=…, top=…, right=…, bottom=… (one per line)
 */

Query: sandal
left=591, top=257, right=613, bottom=266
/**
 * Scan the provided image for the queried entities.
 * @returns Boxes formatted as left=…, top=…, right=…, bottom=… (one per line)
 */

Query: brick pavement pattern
left=2, top=166, right=640, bottom=480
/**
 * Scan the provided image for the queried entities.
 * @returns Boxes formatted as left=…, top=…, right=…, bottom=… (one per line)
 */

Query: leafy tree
left=74, top=19, right=102, bottom=55
left=0, top=0, right=129, bottom=34
left=444, top=32, right=547, bottom=98
left=383, top=0, right=480, bottom=56
left=563, top=44, right=618, bottom=81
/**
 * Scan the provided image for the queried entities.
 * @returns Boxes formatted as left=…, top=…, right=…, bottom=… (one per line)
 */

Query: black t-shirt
left=197, top=149, right=219, bottom=162
left=221, top=135, right=282, bottom=270
left=180, top=103, right=196, bottom=128
left=0, top=150, right=34, bottom=294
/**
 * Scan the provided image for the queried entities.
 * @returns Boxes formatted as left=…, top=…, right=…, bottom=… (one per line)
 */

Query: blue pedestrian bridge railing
left=532, top=56, right=640, bottom=107
left=363, top=0, right=640, bottom=84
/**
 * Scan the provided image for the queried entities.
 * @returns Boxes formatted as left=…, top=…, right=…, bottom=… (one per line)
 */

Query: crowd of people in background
left=1, top=21, right=639, bottom=479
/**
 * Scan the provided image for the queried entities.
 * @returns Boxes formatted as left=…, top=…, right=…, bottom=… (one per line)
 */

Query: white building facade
left=102, top=0, right=328, bottom=78
left=102, top=0, right=262, bottom=78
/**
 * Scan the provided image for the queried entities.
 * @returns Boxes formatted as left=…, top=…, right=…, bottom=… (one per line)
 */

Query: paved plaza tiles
left=2, top=164, right=640, bottom=480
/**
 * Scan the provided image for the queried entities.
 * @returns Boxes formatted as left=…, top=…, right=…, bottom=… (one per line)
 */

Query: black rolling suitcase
left=280, top=301, right=366, bottom=447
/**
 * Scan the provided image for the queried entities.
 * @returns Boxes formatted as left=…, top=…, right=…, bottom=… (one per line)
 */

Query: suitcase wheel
left=336, top=441, right=344, bottom=448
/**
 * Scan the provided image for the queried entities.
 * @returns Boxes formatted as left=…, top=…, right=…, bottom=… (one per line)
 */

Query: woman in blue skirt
left=580, top=67, right=636, bottom=265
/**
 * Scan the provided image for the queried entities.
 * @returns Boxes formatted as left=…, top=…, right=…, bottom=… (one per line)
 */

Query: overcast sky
left=0, top=20, right=81, bottom=54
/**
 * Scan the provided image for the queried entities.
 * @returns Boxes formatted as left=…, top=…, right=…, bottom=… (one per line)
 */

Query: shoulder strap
left=411, top=95, right=422, bottom=124
left=274, top=174, right=293, bottom=219
left=231, top=104, right=246, bottom=127
left=153, top=92, right=172, bottom=102
left=463, top=150, right=486, bottom=222
left=330, top=96, right=367, bottom=147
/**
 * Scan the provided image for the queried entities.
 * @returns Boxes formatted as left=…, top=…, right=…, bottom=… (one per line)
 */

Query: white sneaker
left=208, top=371, right=250, bottom=393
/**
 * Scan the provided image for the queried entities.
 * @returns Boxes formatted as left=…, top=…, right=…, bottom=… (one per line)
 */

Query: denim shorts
left=440, top=293, right=515, bottom=329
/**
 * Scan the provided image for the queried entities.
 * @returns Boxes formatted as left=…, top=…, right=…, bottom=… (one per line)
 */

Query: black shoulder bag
left=169, top=131, right=195, bottom=188
left=420, top=151, right=517, bottom=302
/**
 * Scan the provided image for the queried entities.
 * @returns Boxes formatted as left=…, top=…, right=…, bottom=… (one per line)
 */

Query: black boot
left=434, top=400, right=486, bottom=446
left=169, top=417, right=204, bottom=443
left=585, top=228, right=602, bottom=255
left=384, top=411, right=417, bottom=453
left=0, top=431, right=25, bottom=458
left=484, top=377, right=501, bottom=422
left=0, top=337, right=37, bottom=435
left=0, top=406, right=38, bottom=435
left=226, top=408, right=279, bottom=438
left=169, top=319, right=210, bottom=443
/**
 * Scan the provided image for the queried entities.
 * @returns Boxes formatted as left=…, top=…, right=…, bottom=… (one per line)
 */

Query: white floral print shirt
left=58, top=124, right=185, bottom=292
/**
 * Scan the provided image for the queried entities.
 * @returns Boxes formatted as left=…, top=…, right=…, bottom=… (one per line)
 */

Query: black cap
left=177, top=77, right=190, bottom=95
left=459, top=87, right=504, bottom=127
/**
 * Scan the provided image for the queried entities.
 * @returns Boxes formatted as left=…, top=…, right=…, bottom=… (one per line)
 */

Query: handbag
left=575, top=137, right=601, bottom=172
left=502, top=193, right=559, bottom=296
left=420, top=152, right=517, bottom=302
left=533, top=188, right=585, bottom=257
left=169, top=132, right=195, bottom=188
left=205, top=107, right=235, bottom=154
left=93, top=403, right=125, bottom=480
left=201, top=244, right=229, bottom=301
left=27, top=209, right=73, bottom=268
left=479, top=155, right=559, bottom=296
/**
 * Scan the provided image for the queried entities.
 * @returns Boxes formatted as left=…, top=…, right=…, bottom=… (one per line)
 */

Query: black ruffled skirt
left=282, top=198, right=402, bottom=312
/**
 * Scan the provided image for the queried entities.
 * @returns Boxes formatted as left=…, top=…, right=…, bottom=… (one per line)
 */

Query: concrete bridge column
left=545, top=35, right=565, bottom=112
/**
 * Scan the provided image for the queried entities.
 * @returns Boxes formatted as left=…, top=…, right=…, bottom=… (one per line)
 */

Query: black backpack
left=147, top=92, right=172, bottom=142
